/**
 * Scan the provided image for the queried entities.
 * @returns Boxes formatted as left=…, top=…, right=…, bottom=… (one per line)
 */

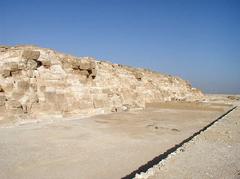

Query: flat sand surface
left=0, top=102, right=232, bottom=179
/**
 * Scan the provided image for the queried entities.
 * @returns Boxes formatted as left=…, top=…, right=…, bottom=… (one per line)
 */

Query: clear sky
left=1, top=0, right=240, bottom=94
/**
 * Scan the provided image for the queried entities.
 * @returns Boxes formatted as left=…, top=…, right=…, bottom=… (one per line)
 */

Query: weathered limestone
left=0, top=45, right=205, bottom=121
left=0, top=94, right=6, bottom=106
left=22, top=50, right=40, bottom=61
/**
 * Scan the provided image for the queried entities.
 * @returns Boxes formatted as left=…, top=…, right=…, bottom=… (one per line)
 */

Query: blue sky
left=1, top=0, right=240, bottom=94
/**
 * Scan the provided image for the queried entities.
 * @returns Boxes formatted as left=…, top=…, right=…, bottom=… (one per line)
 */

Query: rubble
left=0, top=45, right=205, bottom=120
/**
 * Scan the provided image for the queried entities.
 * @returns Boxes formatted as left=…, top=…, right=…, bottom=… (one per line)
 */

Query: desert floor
left=0, top=96, right=239, bottom=179
left=138, top=98, right=240, bottom=179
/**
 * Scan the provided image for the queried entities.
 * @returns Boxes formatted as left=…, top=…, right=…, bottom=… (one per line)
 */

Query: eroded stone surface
left=0, top=45, right=205, bottom=120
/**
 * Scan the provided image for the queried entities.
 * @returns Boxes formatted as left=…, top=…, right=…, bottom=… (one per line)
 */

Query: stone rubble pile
left=0, top=45, right=204, bottom=120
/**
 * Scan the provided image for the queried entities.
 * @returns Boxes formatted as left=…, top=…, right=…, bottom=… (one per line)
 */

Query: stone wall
left=0, top=45, right=204, bottom=120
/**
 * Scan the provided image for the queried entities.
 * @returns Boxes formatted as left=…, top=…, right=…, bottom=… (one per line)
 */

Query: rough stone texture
left=22, top=50, right=40, bottom=60
left=0, top=45, right=205, bottom=120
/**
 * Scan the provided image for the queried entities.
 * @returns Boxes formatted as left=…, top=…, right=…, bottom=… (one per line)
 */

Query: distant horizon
left=1, top=0, right=240, bottom=94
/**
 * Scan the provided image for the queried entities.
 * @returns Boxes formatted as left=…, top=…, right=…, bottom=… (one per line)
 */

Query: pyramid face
left=0, top=45, right=204, bottom=120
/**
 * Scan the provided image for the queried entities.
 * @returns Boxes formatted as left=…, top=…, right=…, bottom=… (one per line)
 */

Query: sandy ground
left=0, top=100, right=234, bottom=179
left=135, top=100, right=240, bottom=179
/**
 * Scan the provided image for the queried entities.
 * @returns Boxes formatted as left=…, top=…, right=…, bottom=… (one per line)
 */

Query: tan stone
left=78, top=100, right=93, bottom=109
left=79, top=70, right=89, bottom=76
left=0, top=85, right=4, bottom=92
left=40, top=86, right=46, bottom=92
left=0, top=46, right=9, bottom=52
left=2, top=69, right=11, bottom=78
left=71, top=60, right=80, bottom=70
left=44, top=91, right=57, bottom=103
left=91, top=69, right=97, bottom=77
left=42, top=60, right=51, bottom=68
left=102, top=88, right=113, bottom=96
left=0, top=95, right=6, bottom=106
left=17, top=81, right=29, bottom=91
left=11, top=70, right=22, bottom=77
left=12, top=91, right=25, bottom=100
left=27, top=59, right=38, bottom=70
left=134, top=72, right=143, bottom=80
left=30, top=83, right=37, bottom=91
left=18, top=62, right=26, bottom=70
left=7, top=62, right=19, bottom=72
left=93, top=99, right=105, bottom=108
left=1, top=82, right=13, bottom=92
left=5, top=100, right=22, bottom=110
left=79, top=61, right=91, bottom=70
left=22, top=50, right=40, bottom=60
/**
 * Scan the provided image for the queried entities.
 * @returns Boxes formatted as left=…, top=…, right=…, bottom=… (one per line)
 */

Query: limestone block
left=26, top=70, right=34, bottom=78
left=32, top=70, right=40, bottom=78
left=44, top=91, right=57, bottom=103
left=6, top=62, right=18, bottom=72
left=78, top=100, right=93, bottom=109
left=134, top=72, right=143, bottom=80
left=0, top=94, right=6, bottom=106
left=18, top=62, right=26, bottom=70
left=62, top=62, right=72, bottom=70
left=79, top=61, right=91, bottom=70
left=72, top=61, right=80, bottom=70
left=22, top=50, right=40, bottom=60
left=45, top=86, right=56, bottom=92
left=90, top=61, right=96, bottom=69
left=27, top=59, right=38, bottom=70
left=0, top=106, right=6, bottom=114
left=19, top=93, right=39, bottom=113
left=11, top=70, right=22, bottom=77
left=12, top=91, right=25, bottom=100
left=42, top=60, right=51, bottom=68
left=2, top=69, right=11, bottom=78
left=29, top=78, right=37, bottom=84
left=79, top=70, right=89, bottom=76
left=39, top=86, right=46, bottom=92
left=0, top=46, right=9, bottom=52
left=0, top=85, right=4, bottom=92
left=78, top=75, right=88, bottom=83
left=1, top=82, right=13, bottom=92
left=55, top=94, right=67, bottom=111
left=91, top=69, right=97, bottom=77
left=5, top=100, right=22, bottom=110
left=93, top=99, right=105, bottom=108
left=102, top=88, right=113, bottom=96
left=50, top=65, right=66, bottom=74
left=30, top=83, right=37, bottom=91
left=17, top=80, right=29, bottom=91
left=111, top=107, right=123, bottom=112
